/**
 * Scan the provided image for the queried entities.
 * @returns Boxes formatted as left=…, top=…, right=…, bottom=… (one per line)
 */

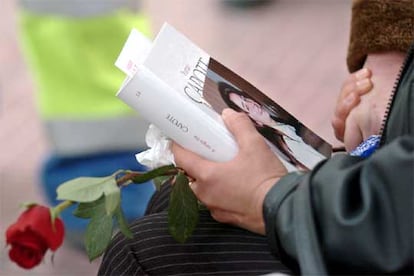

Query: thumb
left=222, top=108, right=260, bottom=147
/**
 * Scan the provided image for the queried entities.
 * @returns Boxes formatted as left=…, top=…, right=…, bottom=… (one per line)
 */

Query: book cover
left=116, top=23, right=332, bottom=171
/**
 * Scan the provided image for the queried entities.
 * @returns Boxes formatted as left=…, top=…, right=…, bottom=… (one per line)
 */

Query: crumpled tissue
left=135, top=124, right=175, bottom=169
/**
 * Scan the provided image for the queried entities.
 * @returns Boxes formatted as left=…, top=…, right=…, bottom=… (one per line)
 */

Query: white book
left=115, top=23, right=332, bottom=170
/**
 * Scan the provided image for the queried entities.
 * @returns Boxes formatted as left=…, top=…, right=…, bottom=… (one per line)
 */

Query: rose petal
left=6, top=205, right=65, bottom=251
left=9, top=244, right=44, bottom=269
left=7, top=230, right=47, bottom=269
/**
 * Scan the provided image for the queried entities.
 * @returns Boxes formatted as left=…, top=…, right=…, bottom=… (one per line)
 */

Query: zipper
left=377, top=43, right=414, bottom=147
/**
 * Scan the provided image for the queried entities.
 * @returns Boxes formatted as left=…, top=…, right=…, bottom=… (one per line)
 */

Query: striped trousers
left=98, top=184, right=292, bottom=276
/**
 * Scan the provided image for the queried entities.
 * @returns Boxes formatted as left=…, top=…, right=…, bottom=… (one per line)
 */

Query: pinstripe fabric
left=98, top=184, right=291, bottom=276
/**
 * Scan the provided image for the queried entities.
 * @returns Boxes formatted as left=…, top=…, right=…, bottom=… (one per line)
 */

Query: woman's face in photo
left=228, top=92, right=271, bottom=125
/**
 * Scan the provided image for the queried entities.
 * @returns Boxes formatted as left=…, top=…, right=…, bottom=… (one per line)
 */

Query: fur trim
left=347, top=0, right=414, bottom=72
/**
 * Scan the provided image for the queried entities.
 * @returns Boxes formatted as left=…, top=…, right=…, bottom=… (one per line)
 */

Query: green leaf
left=56, top=176, right=116, bottom=203
left=85, top=212, right=113, bottom=261
left=73, top=196, right=105, bottom=219
left=131, top=165, right=177, bottom=184
left=103, top=180, right=121, bottom=215
left=168, top=172, right=199, bottom=243
left=114, top=206, right=133, bottom=239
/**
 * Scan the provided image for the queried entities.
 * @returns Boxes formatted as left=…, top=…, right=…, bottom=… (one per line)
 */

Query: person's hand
left=332, top=68, right=373, bottom=143
left=342, top=52, right=405, bottom=151
left=172, top=109, right=288, bottom=235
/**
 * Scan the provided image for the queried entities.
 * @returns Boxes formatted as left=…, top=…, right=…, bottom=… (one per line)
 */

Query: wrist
left=360, top=51, right=405, bottom=137
left=262, top=172, right=303, bottom=256
left=253, top=177, right=280, bottom=235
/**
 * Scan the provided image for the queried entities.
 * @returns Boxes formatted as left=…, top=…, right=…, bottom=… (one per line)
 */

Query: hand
left=343, top=52, right=405, bottom=151
left=172, top=109, right=288, bottom=235
left=332, top=68, right=373, bottom=143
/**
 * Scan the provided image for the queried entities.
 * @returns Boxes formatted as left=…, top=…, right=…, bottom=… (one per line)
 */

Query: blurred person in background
left=18, top=0, right=155, bottom=248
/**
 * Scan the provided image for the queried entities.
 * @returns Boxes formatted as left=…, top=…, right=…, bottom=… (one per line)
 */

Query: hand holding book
left=115, top=23, right=332, bottom=171
left=171, top=108, right=288, bottom=235
left=109, top=23, right=332, bottom=243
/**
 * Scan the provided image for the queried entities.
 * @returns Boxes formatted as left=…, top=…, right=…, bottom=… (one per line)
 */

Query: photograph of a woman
left=218, top=81, right=326, bottom=170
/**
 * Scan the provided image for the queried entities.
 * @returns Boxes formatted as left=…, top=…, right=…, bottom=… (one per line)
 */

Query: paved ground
left=0, top=0, right=351, bottom=275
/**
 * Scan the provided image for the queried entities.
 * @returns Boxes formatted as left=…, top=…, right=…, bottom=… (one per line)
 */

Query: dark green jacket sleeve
left=263, top=136, right=414, bottom=275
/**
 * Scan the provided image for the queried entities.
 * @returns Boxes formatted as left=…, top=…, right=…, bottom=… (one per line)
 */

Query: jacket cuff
left=347, top=0, right=414, bottom=72
left=263, top=172, right=303, bottom=256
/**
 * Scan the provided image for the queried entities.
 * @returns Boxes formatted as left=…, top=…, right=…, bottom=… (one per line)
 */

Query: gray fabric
left=44, top=116, right=150, bottom=156
left=19, top=0, right=136, bottom=17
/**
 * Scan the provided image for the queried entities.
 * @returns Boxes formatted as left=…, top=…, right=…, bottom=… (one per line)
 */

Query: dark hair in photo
left=217, top=81, right=307, bottom=169
left=218, top=81, right=298, bottom=126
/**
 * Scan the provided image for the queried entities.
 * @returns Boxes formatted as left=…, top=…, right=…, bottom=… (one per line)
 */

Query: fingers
left=343, top=115, right=363, bottom=151
left=221, top=108, right=262, bottom=148
left=171, top=142, right=207, bottom=179
left=337, top=68, right=372, bottom=107
left=332, top=68, right=373, bottom=141
left=339, top=79, right=373, bottom=105
left=340, top=68, right=372, bottom=94
left=172, top=109, right=258, bottom=177
left=332, top=117, right=346, bottom=142
left=332, top=94, right=360, bottom=141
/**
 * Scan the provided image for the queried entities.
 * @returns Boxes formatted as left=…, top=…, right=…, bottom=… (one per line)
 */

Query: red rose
left=5, top=205, right=65, bottom=269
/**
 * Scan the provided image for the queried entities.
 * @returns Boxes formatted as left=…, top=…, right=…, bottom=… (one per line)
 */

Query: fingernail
left=356, top=79, right=371, bottom=90
left=355, top=68, right=369, bottom=80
